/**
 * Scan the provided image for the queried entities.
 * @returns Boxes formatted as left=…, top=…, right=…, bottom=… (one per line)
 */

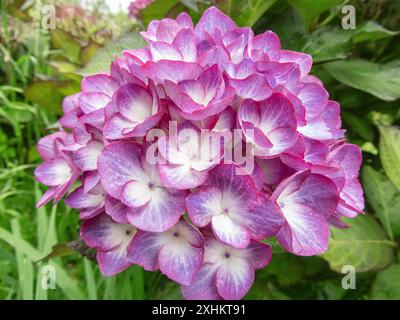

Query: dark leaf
left=140, top=0, right=180, bottom=26
left=39, top=239, right=96, bottom=262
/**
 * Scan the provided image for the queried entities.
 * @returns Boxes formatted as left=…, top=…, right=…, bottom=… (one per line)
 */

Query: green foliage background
left=0, top=0, right=400, bottom=300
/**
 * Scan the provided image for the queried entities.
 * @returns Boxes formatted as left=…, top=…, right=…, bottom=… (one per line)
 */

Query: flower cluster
left=34, top=7, right=364, bottom=300
left=128, top=0, right=154, bottom=19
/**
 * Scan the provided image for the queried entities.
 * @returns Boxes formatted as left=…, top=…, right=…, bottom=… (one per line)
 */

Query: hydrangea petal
left=65, top=186, right=104, bottom=209
left=79, top=92, right=110, bottom=114
left=104, top=195, right=129, bottom=224
left=241, top=195, right=284, bottom=240
left=229, top=74, right=272, bottom=101
left=116, top=83, right=154, bottom=123
left=186, top=186, right=222, bottom=227
left=126, top=187, right=186, bottom=232
left=215, top=255, right=254, bottom=300
left=246, top=242, right=272, bottom=269
left=128, top=221, right=204, bottom=285
left=298, top=83, right=329, bottom=121
left=158, top=225, right=204, bottom=285
left=277, top=50, right=312, bottom=77
left=181, top=264, right=221, bottom=300
left=142, top=60, right=202, bottom=84
left=73, top=140, right=103, bottom=171
left=35, top=158, right=72, bottom=187
left=80, top=214, right=135, bottom=252
left=158, top=164, right=209, bottom=190
left=239, top=93, right=298, bottom=157
left=97, top=248, right=132, bottom=276
left=273, top=171, right=339, bottom=255
left=81, top=74, right=118, bottom=97
left=121, top=180, right=152, bottom=207
left=195, top=6, right=236, bottom=42
left=211, top=214, right=250, bottom=249
left=127, top=230, right=163, bottom=271
left=37, top=132, right=68, bottom=160
left=97, top=142, right=148, bottom=198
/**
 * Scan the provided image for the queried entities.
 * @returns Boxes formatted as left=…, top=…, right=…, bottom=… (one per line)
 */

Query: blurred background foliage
left=0, top=0, right=399, bottom=300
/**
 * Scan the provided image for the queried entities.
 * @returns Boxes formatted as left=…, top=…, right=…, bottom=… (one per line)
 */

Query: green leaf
left=0, top=227, right=86, bottom=299
left=217, top=0, right=277, bottom=27
left=49, top=29, right=81, bottom=65
left=353, top=21, right=399, bottom=44
left=378, top=125, right=400, bottom=192
left=11, top=219, right=34, bottom=300
left=140, top=0, right=180, bottom=26
left=342, top=112, right=374, bottom=141
left=263, top=253, right=305, bottom=286
left=80, top=40, right=102, bottom=66
left=265, top=7, right=306, bottom=50
left=360, top=142, right=378, bottom=156
left=245, top=280, right=290, bottom=300
left=49, top=61, right=78, bottom=74
left=180, top=0, right=199, bottom=12
left=322, top=215, right=395, bottom=272
left=2, top=104, right=33, bottom=123
left=362, top=166, right=400, bottom=240
left=302, top=28, right=352, bottom=63
left=316, top=280, right=347, bottom=300
left=287, top=0, right=343, bottom=26
left=371, top=264, right=400, bottom=299
left=6, top=0, right=31, bottom=21
left=84, top=259, right=98, bottom=300
left=24, top=81, right=67, bottom=114
left=78, top=33, right=146, bottom=76
left=265, top=237, right=285, bottom=254
left=151, top=280, right=182, bottom=299
left=323, top=59, right=400, bottom=101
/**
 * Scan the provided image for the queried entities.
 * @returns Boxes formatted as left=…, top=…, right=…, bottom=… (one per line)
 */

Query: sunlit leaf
left=80, top=41, right=102, bottom=66
left=50, top=29, right=81, bottom=65
left=362, top=166, right=400, bottom=240
left=24, top=81, right=66, bottom=114
left=49, top=61, right=78, bottom=74
left=78, top=33, right=146, bottom=76
left=323, top=59, right=400, bottom=101
left=322, top=215, right=395, bottom=272
left=6, top=0, right=31, bottom=21
left=353, top=21, right=399, bottom=43
left=302, top=28, right=352, bottom=62
left=378, top=125, right=400, bottom=192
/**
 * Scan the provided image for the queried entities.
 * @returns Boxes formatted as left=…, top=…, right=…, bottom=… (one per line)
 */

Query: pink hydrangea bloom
left=35, top=7, right=364, bottom=300
left=128, top=0, right=154, bottom=19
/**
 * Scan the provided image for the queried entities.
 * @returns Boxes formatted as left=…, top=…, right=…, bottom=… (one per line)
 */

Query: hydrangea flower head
left=128, top=0, right=154, bottom=19
left=35, top=7, right=364, bottom=300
